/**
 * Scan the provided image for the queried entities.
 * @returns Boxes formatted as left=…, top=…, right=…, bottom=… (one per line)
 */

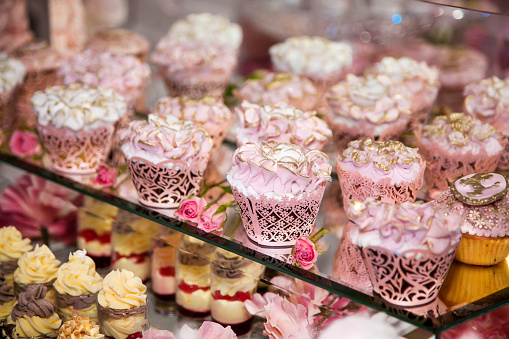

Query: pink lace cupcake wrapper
left=125, top=156, right=208, bottom=208
left=0, top=86, right=18, bottom=130
left=162, top=69, right=232, bottom=100
left=497, top=136, right=509, bottom=170
left=231, top=183, right=326, bottom=247
left=37, top=123, right=115, bottom=174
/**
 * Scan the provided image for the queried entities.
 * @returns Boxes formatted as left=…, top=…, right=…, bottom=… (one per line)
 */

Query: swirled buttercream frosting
left=0, top=226, right=32, bottom=263
left=86, top=29, right=149, bottom=58
left=11, top=285, right=56, bottom=321
left=327, top=74, right=412, bottom=124
left=420, top=113, right=503, bottom=156
left=0, top=53, right=26, bottom=93
left=168, top=13, right=242, bottom=49
left=227, top=141, right=331, bottom=197
left=348, top=198, right=462, bottom=255
left=54, top=250, right=102, bottom=296
left=337, top=138, right=424, bottom=185
left=57, top=315, right=104, bottom=339
left=269, top=36, right=352, bottom=76
left=0, top=272, right=14, bottom=303
left=31, top=84, right=127, bottom=131
left=14, top=244, right=61, bottom=285
left=464, top=76, right=509, bottom=121
left=235, top=101, right=331, bottom=150
left=97, top=269, right=147, bottom=310
left=120, top=114, right=213, bottom=164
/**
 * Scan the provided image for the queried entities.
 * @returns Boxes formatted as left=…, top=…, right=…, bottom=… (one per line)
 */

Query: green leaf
left=219, top=185, right=233, bottom=194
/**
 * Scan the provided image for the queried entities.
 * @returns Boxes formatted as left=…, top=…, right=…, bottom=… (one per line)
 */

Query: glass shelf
left=417, top=0, right=509, bottom=16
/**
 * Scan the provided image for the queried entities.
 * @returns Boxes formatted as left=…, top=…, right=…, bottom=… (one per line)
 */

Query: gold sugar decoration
left=450, top=173, right=509, bottom=206
left=264, top=73, right=294, bottom=90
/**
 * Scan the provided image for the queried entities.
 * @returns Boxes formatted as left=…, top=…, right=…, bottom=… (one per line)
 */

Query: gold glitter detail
left=450, top=173, right=509, bottom=206
left=460, top=173, right=501, bottom=197
left=264, top=73, right=293, bottom=90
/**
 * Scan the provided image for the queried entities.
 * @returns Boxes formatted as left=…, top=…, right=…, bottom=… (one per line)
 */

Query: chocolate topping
left=11, top=284, right=55, bottom=321
left=56, top=292, right=98, bottom=310
left=0, top=260, right=17, bottom=275
left=0, top=276, right=14, bottom=303
left=212, top=252, right=250, bottom=279
left=98, top=304, right=147, bottom=320
left=0, top=321, right=16, bottom=339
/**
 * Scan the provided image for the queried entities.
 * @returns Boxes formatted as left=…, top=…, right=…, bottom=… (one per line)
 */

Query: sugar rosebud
left=175, top=197, right=207, bottom=223
left=9, top=130, right=42, bottom=157
left=293, top=238, right=318, bottom=270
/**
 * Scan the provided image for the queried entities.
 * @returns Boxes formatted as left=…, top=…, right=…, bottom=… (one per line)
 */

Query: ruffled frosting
left=464, top=76, right=509, bottom=121
left=99, top=313, right=146, bottom=339
left=227, top=141, right=331, bottom=197
left=13, top=313, right=62, bottom=337
left=53, top=250, right=103, bottom=296
left=168, top=13, right=242, bottom=49
left=0, top=226, right=32, bottom=262
left=235, top=101, right=331, bottom=150
left=97, top=269, right=147, bottom=310
left=120, top=114, right=213, bottom=165
left=14, top=41, right=64, bottom=72
left=59, top=49, right=151, bottom=97
left=86, top=29, right=150, bottom=58
left=348, top=198, right=462, bottom=255
left=14, top=244, right=61, bottom=285
left=327, top=74, right=412, bottom=124
left=11, top=285, right=56, bottom=321
left=31, top=84, right=127, bottom=131
left=269, top=36, right=352, bottom=76
left=0, top=53, right=26, bottom=93
left=57, top=315, right=104, bottom=339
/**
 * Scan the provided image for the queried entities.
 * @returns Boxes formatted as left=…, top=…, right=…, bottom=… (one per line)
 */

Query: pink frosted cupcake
left=348, top=198, right=462, bottom=306
left=227, top=141, right=331, bottom=247
left=235, top=71, right=319, bottom=112
left=120, top=114, right=213, bottom=208
left=326, top=74, right=412, bottom=151
left=86, top=28, right=150, bottom=62
left=153, top=96, right=232, bottom=152
left=0, top=53, right=25, bottom=130
left=0, top=0, right=33, bottom=53
left=416, top=113, right=505, bottom=199
left=463, top=76, right=509, bottom=169
left=336, top=138, right=425, bottom=208
left=235, top=101, right=331, bottom=151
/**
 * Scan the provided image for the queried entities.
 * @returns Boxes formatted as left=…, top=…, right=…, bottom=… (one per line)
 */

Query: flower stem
left=41, top=227, right=50, bottom=248
left=309, top=227, right=329, bottom=243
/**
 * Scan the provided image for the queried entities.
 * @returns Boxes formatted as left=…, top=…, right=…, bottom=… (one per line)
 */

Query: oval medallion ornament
left=451, top=173, right=509, bottom=206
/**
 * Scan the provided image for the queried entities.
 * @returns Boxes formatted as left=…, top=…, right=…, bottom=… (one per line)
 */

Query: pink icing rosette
left=235, top=101, right=331, bottom=151
left=153, top=96, right=232, bottom=152
left=235, top=71, right=319, bottom=112
left=121, top=115, right=213, bottom=208
left=151, top=37, right=237, bottom=99
left=326, top=74, right=413, bottom=152
left=227, top=141, right=331, bottom=247
left=348, top=198, right=462, bottom=306
left=336, top=138, right=425, bottom=208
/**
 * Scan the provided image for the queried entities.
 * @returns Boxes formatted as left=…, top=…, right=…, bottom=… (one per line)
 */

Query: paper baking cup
left=231, top=182, right=326, bottom=247
left=162, top=70, right=232, bottom=100
left=455, top=235, right=509, bottom=266
left=37, top=124, right=115, bottom=174
left=0, top=86, right=18, bottom=130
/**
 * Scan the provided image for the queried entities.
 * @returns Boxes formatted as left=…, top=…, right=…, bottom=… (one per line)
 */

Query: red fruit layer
left=78, top=229, right=111, bottom=243
left=212, top=290, right=251, bottom=302
left=159, top=266, right=175, bottom=277
left=178, top=281, right=210, bottom=294
left=112, top=252, right=147, bottom=264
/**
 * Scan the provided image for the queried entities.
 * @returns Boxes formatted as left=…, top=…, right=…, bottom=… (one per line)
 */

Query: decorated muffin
left=416, top=113, right=504, bottom=199
left=348, top=198, right=462, bottom=306
left=336, top=138, right=425, bottom=208
left=227, top=141, right=331, bottom=247
left=120, top=114, right=213, bottom=208
left=326, top=74, right=412, bottom=151
left=0, top=226, right=32, bottom=285
left=86, top=29, right=150, bottom=62
left=0, top=53, right=25, bottom=130
left=31, top=84, right=127, bottom=174
left=235, top=71, right=319, bottom=112
left=433, top=173, right=509, bottom=266
left=57, top=315, right=104, bottom=339
left=0, top=272, right=16, bottom=322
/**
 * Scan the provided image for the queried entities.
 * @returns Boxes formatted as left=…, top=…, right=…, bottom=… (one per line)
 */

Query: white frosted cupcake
left=0, top=53, right=26, bottom=130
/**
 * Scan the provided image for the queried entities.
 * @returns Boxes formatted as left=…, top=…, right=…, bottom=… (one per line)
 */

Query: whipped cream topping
left=168, top=13, right=242, bottom=49
left=0, top=53, right=26, bottom=93
left=338, top=138, right=424, bottom=185
left=14, top=244, right=61, bottom=285
left=270, top=36, right=352, bottom=76
left=120, top=114, right=213, bottom=165
left=327, top=74, right=412, bottom=124
left=236, top=101, right=331, bottom=150
left=464, top=76, right=509, bottom=121
left=53, top=250, right=102, bottom=296
left=0, top=226, right=32, bottom=262
left=98, top=269, right=147, bottom=310
left=348, top=198, right=462, bottom=255
left=31, top=84, right=127, bottom=131
left=421, top=113, right=503, bottom=156
left=227, top=141, right=331, bottom=197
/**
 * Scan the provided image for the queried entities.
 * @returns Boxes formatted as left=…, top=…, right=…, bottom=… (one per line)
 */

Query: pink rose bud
left=197, top=204, right=227, bottom=233
left=9, top=130, right=42, bottom=157
left=293, top=238, right=318, bottom=270
left=92, top=164, right=117, bottom=187
left=175, top=197, right=207, bottom=223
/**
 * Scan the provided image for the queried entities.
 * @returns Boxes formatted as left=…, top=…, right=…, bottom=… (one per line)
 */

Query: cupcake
left=13, top=244, right=61, bottom=303
left=416, top=113, right=504, bottom=199
left=57, top=315, right=104, bottom=339
left=8, top=284, right=62, bottom=338
left=0, top=226, right=32, bottom=285
left=86, top=29, right=150, bottom=62
left=336, top=138, right=425, bottom=209
left=120, top=114, right=213, bottom=208
left=0, top=53, right=25, bottom=130
left=348, top=198, right=462, bottom=306
left=0, top=272, right=16, bottom=322
left=0, top=0, right=33, bottom=53
left=53, top=250, right=103, bottom=323
left=235, top=71, right=319, bottom=112
left=227, top=141, right=331, bottom=247
left=97, top=270, right=148, bottom=339
left=433, top=172, right=509, bottom=266
left=151, top=227, right=180, bottom=301
left=235, top=101, right=331, bottom=151
left=326, top=74, right=413, bottom=151
left=153, top=96, right=232, bottom=152
left=31, top=84, right=127, bottom=174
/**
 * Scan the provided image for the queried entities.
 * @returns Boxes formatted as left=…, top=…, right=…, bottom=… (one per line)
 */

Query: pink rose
left=197, top=204, right=227, bottom=233
left=264, top=296, right=311, bottom=339
left=244, top=292, right=281, bottom=319
left=92, top=165, right=117, bottom=187
left=9, top=130, right=42, bottom=157
left=293, top=238, right=318, bottom=270
left=175, top=197, right=207, bottom=223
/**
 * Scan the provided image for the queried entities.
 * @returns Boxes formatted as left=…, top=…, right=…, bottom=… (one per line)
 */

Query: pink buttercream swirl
left=235, top=101, right=331, bottom=150
left=228, top=141, right=331, bottom=196
left=58, top=49, right=151, bottom=98
left=86, top=29, right=150, bottom=58
left=348, top=198, right=462, bottom=255
left=327, top=74, right=412, bottom=124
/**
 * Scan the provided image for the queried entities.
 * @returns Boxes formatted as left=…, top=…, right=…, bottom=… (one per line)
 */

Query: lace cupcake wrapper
left=0, top=86, right=18, bottom=131
left=162, top=69, right=232, bottom=100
